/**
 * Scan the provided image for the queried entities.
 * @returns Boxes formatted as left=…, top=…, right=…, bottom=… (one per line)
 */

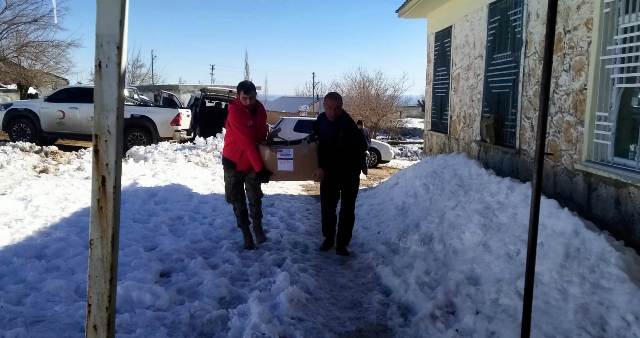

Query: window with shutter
left=591, top=0, right=640, bottom=171
left=431, top=26, right=452, bottom=134
left=481, top=0, right=524, bottom=148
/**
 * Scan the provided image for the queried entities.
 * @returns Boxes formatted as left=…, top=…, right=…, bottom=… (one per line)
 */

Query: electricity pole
left=312, top=72, right=315, bottom=114
left=312, top=72, right=321, bottom=115
left=210, top=64, right=216, bottom=85
left=150, top=50, right=157, bottom=85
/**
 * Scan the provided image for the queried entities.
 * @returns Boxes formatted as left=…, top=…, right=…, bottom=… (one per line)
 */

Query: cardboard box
left=259, top=140, right=318, bottom=181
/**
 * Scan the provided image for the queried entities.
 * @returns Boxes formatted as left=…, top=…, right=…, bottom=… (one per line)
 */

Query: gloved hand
left=256, top=168, right=273, bottom=183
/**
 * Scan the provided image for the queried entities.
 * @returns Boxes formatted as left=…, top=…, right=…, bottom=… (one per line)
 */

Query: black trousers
left=320, top=171, right=360, bottom=248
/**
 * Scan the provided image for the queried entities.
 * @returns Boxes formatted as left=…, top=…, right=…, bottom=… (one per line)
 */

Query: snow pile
left=0, top=136, right=383, bottom=337
left=392, top=143, right=423, bottom=161
left=1, top=138, right=639, bottom=337
left=357, top=154, right=640, bottom=337
left=126, top=136, right=223, bottom=168
left=0, top=142, right=92, bottom=247
left=384, top=159, right=418, bottom=170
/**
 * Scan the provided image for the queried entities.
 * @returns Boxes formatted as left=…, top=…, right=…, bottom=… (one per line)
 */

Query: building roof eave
left=396, top=0, right=447, bottom=18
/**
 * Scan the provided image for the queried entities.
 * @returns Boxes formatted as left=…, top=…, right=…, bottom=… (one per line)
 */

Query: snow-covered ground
left=0, top=137, right=638, bottom=337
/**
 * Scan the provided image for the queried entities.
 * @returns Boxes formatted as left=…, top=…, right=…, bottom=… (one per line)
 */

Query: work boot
left=253, top=221, right=267, bottom=244
left=319, top=239, right=334, bottom=252
left=240, top=225, right=256, bottom=250
left=336, top=246, right=350, bottom=257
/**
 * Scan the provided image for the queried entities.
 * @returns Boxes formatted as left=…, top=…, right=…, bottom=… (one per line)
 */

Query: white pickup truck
left=0, top=85, right=192, bottom=151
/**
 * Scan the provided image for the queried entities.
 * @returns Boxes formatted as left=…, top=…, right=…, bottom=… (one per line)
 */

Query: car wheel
left=124, top=127, right=152, bottom=151
left=7, top=118, right=38, bottom=143
left=367, top=148, right=381, bottom=168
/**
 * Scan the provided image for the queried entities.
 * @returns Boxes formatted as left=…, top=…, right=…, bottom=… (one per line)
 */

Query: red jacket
left=222, top=98, right=268, bottom=173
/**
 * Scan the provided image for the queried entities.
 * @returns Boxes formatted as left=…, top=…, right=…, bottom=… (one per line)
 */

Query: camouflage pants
left=223, top=167, right=264, bottom=228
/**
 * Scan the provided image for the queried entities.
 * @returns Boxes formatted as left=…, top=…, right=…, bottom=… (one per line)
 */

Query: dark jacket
left=314, top=110, right=368, bottom=176
left=360, top=127, right=371, bottom=145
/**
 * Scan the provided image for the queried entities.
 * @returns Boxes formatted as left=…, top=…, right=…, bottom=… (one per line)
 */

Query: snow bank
left=392, top=143, right=423, bottom=161
left=0, top=136, right=379, bottom=337
left=1, top=138, right=638, bottom=337
left=357, top=154, right=640, bottom=337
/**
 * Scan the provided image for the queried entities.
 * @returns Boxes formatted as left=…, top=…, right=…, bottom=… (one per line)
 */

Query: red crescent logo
left=57, top=110, right=65, bottom=120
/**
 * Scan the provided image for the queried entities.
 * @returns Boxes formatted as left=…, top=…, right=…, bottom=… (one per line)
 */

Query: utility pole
left=520, top=0, right=558, bottom=337
left=244, top=50, right=250, bottom=81
left=86, top=0, right=128, bottom=337
left=209, top=64, right=216, bottom=85
left=264, top=76, right=268, bottom=105
left=150, top=49, right=157, bottom=85
left=312, top=72, right=315, bottom=114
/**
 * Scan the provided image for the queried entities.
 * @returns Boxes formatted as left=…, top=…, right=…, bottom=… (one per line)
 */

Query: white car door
left=40, top=88, right=76, bottom=133
left=70, top=87, right=94, bottom=135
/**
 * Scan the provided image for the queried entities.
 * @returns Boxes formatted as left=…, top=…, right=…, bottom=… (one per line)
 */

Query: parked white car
left=0, top=85, right=192, bottom=151
left=271, top=116, right=394, bottom=167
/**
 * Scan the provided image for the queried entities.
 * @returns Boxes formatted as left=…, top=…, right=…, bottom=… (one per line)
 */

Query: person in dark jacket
left=222, top=80, right=272, bottom=250
left=356, top=120, right=371, bottom=145
left=312, top=92, right=368, bottom=256
left=357, top=119, right=371, bottom=175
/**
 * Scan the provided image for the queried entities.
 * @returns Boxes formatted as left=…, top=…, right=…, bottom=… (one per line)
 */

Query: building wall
left=423, top=0, right=640, bottom=250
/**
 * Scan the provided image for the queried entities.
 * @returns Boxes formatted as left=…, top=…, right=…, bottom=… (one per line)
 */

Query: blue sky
left=62, top=0, right=427, bottom=96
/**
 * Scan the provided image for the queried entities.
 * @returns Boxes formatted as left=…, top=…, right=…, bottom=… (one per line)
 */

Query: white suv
left=0, top=85, right=192, bottom=151
left=271, top=116, right=394, bottom=167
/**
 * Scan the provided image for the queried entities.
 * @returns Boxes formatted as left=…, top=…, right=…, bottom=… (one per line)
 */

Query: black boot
left=336, top=246, right=350, bottom=257
left=240, top=225, right=256, bottom=250
left=252, top=220, right=267, bottom=244
left=319, top=238, right=334, bottom=251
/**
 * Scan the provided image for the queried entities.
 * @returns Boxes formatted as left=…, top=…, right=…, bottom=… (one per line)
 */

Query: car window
left=293, top=120, right=314, bottom=134
left=162, top=96, right=179, bottom=108
left=45, top=88, right=73, bottom=103
left=75, top=88, right=94, bottom=103
left=46, top=88, right=93, bottom=104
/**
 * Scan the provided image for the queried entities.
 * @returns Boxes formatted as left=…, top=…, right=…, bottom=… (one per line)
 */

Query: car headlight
left=0, top=103, right=13, bottom=111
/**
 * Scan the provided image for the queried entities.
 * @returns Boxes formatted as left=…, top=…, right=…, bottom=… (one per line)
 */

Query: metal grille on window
left=593, top=0, right=640, bottom=171
left=480, top=0, right=524, bottom=148
left=431, top=26, right=452, bottom=134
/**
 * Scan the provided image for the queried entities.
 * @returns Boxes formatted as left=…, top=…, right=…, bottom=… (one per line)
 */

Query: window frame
left=584, top=0, right=640, bottom=174
left=480, top=0, right=525, bottom=148
left=430, top=25, right=453, bottom=135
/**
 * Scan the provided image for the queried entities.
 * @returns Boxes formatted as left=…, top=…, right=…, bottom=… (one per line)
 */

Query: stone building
left=397, top=0, right=640, bottom=250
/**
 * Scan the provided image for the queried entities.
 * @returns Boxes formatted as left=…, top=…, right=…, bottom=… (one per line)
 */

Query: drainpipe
left=521, top=0, right=558, bottom=337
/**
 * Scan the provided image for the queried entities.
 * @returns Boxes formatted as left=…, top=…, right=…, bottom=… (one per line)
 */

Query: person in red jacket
left=222, top=80, right=272, bottom=250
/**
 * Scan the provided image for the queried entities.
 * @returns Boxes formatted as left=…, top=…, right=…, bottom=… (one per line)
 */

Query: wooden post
left=85, top=1, right=128, bottom=337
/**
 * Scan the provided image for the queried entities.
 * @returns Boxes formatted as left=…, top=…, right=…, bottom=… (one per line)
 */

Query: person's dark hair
left=324, top=92, right=343, bottom=107
left=237, top=80, right=257, bottom=95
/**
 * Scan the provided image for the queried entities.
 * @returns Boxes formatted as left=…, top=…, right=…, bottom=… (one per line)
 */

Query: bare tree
left=126, top=48, right=150, bottom=86
left=0, top=0, right=78, bottom=98
left=295, top=80, right=327, bottom=98
left=125, top=48, right=163, bottom=86
left=332, top=67, right=409, bottom=137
